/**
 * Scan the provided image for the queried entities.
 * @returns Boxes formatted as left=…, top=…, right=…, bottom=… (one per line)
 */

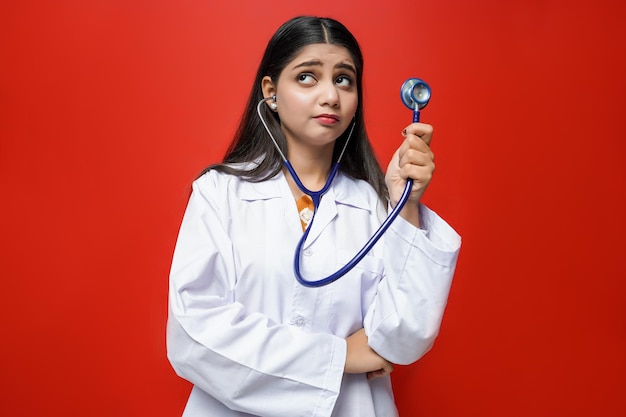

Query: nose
left=319, top=81, right=339, bottom=107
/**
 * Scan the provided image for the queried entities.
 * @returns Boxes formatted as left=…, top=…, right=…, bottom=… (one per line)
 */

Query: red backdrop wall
left=2, top=1, right=625, bottom=416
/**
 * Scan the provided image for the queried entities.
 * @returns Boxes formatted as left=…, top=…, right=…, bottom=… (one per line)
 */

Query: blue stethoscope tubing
left=291, top=162, right=414, bottom=287
left=257, top=78, right=431, bottom=287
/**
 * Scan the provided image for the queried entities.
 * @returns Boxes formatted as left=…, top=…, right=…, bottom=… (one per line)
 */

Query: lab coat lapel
left=303, top=190, right=338, bottom=248
left=238, top=170, right=372, bottom=248
left=302, top=173, right=371, bottom=248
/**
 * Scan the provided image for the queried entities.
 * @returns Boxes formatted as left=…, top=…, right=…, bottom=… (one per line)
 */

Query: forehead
left=286, top=43, right=355, bottom=68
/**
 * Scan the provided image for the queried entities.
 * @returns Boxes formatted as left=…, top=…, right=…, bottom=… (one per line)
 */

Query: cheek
left=346, top=97, right=358, bottom=119
left=349, top=100, right=358, bottom=115
left=343, top=90, right=358, bottom=112
left=279, top=92, right=310, bottom=114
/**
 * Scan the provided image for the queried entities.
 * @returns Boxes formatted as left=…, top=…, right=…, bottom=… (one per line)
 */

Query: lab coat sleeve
left=363, top=203, right=461, bottom=365
left=166, top=176, right=346, bottom=417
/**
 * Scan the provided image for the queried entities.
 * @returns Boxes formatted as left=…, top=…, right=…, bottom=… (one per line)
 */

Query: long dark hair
left=202, top=16, right=388, bottom=203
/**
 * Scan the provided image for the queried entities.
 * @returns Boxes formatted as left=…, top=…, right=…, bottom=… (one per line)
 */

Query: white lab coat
left=167, top=167, right=461, bottom=417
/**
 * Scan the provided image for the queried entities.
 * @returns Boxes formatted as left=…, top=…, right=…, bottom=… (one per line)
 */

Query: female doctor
left=167, top=15, right=461, bottom=417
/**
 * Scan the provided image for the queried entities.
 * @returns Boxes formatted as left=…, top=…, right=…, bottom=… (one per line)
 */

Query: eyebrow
left=292, top=60, right=356, bottom=74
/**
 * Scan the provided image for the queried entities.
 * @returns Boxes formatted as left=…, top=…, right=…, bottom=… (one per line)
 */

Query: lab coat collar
left=238, top=169, right=372, bottom=211
left=238, top=169, right=374, bottom=248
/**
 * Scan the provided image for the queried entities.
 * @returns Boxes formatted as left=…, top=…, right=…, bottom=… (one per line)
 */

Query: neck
left=284, top=144, right=334, bottom=197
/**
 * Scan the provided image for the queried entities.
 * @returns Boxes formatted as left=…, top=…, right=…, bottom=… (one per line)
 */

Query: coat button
left=303, top=249, right=313, bottom=256
left=294, top=316, right=306, bottom=327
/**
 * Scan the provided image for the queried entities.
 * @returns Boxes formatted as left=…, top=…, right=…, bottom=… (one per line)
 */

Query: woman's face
left=263, top=43, right=358, bottom=154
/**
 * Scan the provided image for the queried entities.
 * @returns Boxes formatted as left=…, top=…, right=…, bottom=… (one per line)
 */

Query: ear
left=261, top=76, right=277, bottom=110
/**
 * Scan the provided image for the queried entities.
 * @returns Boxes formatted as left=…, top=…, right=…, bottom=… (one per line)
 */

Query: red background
left=2, top=1, right=625, bottom=416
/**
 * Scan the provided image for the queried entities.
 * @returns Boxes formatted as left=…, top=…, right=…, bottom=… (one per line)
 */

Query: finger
left=398, top=146, right=434, bottom=168
left=366, top=369, right=387, bottom=380
left=403, top=123, right=434, bottom=146
left=398, top=144, right=435, bottom=172
left=366, top=363, right=395, bottom=380
left=400, top=164, right=434, bottom=187
left=397, top=144, right=429, bottom=174
left=367, top=370, right=381, bottom=380
left=383, top=361, right=394, bottom=374
left=399, top=134, right=432, bottom=158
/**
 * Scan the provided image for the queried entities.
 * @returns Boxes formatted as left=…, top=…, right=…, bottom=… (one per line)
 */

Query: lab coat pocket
left=334, top=249, right=384, bottom=280
left=326, top=250, right=384, bottom=322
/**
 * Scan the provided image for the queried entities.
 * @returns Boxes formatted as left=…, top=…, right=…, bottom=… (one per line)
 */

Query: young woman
left=167, top=16, right=461, bottom=417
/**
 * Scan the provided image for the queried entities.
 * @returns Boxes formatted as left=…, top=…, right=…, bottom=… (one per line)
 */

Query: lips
left=314, top=114, right=340, bottom=125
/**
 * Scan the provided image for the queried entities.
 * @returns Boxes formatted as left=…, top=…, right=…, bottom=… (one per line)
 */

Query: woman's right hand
left=344, top=328, right=394, bottom=380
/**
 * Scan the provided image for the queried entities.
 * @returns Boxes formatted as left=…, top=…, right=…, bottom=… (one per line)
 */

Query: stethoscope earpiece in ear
left=269, top=95, right=278, bottom=110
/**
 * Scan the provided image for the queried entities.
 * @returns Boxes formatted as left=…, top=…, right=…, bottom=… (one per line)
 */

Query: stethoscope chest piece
left=400, top=78, right=431, bottom=111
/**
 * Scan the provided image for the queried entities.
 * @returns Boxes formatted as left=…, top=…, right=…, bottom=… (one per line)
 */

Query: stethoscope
left=257, top=78, right=431, bottom=287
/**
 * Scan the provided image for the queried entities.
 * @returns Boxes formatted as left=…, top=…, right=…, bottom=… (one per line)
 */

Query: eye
left=297, top=73, right=317, bottom=85
left=335, top=75, right=353, bottom=88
